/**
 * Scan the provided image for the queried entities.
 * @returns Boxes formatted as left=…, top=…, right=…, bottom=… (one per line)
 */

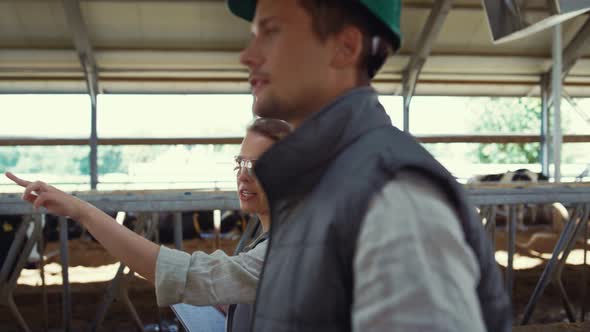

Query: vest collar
left=255, top=86, right=392, bottom=201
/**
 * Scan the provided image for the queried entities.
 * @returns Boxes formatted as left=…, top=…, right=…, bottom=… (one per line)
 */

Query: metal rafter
left=402, top=0, right=453, bottom=131
left=63, top=0, right=99, bottom=190
left=545, top=15, right=590, bottom=97
left=63, top=0, right=98, bottom=96
left=560, top=16, right=590, bottom=78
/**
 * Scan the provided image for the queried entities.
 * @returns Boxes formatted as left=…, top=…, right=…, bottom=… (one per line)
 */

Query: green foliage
left=6, top=146, right=89, bottom=175
left=1, top=146, right=126, bottom=176
left=476, top=142, right=540, bottom=164
left=0, top=148, right=19, bottom=171
left=98, top=146, right=125, bottom=174
left=470, top=98, right=542, bottom=164
left=77, top=153, right=90, bottom=175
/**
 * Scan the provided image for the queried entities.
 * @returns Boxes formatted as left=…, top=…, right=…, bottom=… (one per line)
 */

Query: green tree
left=77, top=153, right=90, bottom=175
left=98, top=146, right=125, bottom=174
left=13, top=146, right=89, bottom=175
left=0, top=148, right=20, bottom=171
left=76, top=146, right=126, bottom=175
left=470, top=98, right=542, bottom=164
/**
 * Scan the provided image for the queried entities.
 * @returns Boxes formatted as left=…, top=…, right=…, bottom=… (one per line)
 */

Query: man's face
left=240, top=0, right=333, bottom=125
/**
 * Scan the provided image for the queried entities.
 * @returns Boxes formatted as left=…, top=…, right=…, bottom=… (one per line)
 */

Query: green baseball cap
left=226, top=0, right=402, bottom=51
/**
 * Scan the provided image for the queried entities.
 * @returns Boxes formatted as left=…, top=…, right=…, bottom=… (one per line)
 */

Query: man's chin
left=253, top=98, right=289, bottom=121
left=252, top=98, right=269, bottom=117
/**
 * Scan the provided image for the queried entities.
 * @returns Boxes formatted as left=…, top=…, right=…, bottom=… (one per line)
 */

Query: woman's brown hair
left=247, top=118, right=293, bottom=142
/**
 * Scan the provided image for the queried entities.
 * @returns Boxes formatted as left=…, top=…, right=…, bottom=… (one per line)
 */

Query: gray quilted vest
left=251, top=87, right=511, bottom=332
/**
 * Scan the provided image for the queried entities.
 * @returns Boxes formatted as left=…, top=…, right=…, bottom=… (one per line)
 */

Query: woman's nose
left=237, top=167, right=250, bottom=181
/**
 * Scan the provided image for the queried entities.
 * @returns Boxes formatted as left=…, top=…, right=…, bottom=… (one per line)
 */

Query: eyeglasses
left=234, top=157, right=257, bottom=177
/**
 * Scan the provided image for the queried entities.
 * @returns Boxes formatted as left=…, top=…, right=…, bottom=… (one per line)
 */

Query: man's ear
left=331, top=26, right=364, bottom=69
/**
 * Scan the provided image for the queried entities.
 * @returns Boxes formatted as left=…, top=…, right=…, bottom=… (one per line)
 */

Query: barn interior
left=1, top=0, right=590, bottom=331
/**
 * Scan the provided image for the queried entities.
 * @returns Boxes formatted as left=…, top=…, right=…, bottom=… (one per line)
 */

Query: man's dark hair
left=247, top=118, right=293, bottom=142
left=297, top=0, right=394, bottom=81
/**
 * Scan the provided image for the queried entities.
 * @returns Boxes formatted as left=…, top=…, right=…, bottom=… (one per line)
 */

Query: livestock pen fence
left=1, top=183, right=590, bottom=330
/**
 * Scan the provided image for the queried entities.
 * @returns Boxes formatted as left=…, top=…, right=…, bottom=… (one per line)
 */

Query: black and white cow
left=468, top=168, right=549, bottom=184
left=468, top=169, right=558, bottom=231
left=156, top=210, right=248, bottom=243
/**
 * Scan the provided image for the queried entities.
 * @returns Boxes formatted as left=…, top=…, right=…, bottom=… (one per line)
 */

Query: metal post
left=64, top=0, right=100, bottom=190
left=59, top=216, right=71, bottom=331
left=552, top=24, right=563, bottom=182
left=507, top=205, right=517, bottom=301
left=40, top=214, right=49, bottom=332
left=90, top=93, right=98, bottom=189
left=521, top=204, right=586, bottom=325
left=540, top=76, right=550, bottom=177
left=173, top=212, right=183, bottom=250
left=582, top=210, right=590, bottom=322
left=403, top=95, right=410, bottom=133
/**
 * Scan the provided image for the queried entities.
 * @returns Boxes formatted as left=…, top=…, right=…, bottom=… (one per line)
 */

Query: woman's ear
left=331, top=26, right=364, bottom=69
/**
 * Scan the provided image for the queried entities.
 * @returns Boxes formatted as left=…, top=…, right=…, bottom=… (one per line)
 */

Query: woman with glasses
left=233, top=118, right=292, bottom=235
left=5, top=117, right=292, bottom=331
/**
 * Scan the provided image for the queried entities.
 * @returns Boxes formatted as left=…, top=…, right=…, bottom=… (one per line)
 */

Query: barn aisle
left=1, top=226, right=589, bottom=331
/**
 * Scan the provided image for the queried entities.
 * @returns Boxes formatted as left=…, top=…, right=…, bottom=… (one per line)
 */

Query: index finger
left=5, top=172, right=32, bottom=187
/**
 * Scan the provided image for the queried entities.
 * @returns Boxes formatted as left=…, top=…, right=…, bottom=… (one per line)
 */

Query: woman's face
left=236, top=131, right=275, bottom=215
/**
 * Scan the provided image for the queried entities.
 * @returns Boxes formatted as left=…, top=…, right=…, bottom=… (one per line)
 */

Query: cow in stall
left=0, top=214, right=65, bottom=276
left=78, top=210, right=248, bottom=245
left=0, top=215, right=23, bottom=274
left=156, top=210, right=249, bottom=244
left=468, top=169, right=575, bottom=251
left=191, top=210, right=251, bottom=240
left=467, top=169, right=563, bottom=230
left=1, top=215, right=47, bottom=269
left=1, top=209, right=249, bottom=278
left=467, top=168, right=549, bottom=184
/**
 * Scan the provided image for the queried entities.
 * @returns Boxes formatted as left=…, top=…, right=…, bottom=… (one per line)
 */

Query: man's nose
left=240, top=38, right=263, bottom=70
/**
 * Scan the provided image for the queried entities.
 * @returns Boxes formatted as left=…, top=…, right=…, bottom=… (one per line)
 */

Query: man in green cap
left=227, top=0, right=511, bottom=331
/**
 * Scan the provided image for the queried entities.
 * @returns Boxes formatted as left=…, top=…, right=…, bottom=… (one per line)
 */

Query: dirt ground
left=1, top=226, right=590, bottom=332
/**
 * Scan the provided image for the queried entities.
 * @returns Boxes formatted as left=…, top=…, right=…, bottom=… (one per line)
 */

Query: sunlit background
left=1, top=94, right=589, bottom=192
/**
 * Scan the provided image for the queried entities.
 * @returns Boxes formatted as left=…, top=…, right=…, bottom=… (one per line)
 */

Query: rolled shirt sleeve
left=155, top=240, right=266, bottom=307
left=353, top=171, right=486, bottom=332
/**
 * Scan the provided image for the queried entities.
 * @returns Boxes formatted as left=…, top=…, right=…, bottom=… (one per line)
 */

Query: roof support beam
left=63, top=0, right=99, bottom=191
left=545, top=15, right=590, bottom=100
left=402, top=0, right=452, bottom=132
left=552, top=24, right=563, bottom=183
left=560, top=16, right=590, bottom=78
left=540, top=75, right=550, bottom=177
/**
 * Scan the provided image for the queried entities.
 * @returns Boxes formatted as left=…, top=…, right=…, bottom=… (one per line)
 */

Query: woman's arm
left=5, top=172, right=159, bottom=283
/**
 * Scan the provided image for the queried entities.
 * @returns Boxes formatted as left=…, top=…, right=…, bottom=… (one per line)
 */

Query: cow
left=467, top=168, right=549, bottom=184
left=468, top=169, right=555, bottom=231
left=467, top=169, right=576, bottom=253
left=0, top=214, right=54, bottom=276
left=193, top=210, right=251, bottom=240
left=0, top=215, right=22, bottom=274
left=156, top=210, right=248, bottom=244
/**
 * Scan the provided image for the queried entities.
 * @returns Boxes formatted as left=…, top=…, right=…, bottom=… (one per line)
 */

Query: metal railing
left=0, top=189, right=239, bottom=330
left=466, top=182, right=590, bottom=324
left=1, top=183, right=590, bottom=327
